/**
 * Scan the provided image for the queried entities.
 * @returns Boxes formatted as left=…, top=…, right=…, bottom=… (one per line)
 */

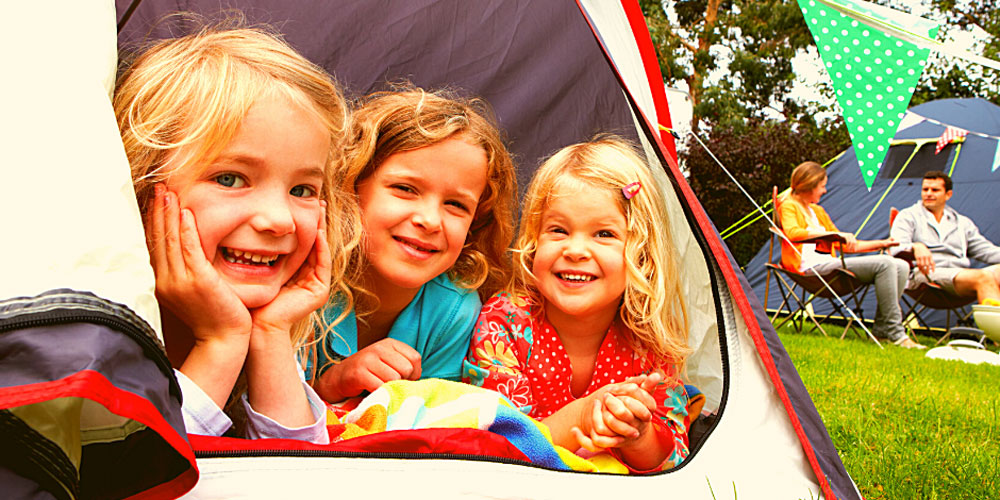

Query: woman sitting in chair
left=779, top=161, right=924, bottom=349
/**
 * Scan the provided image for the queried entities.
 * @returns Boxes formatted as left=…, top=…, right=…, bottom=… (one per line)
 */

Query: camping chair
left=764, top=187, right=872, bottom=339
left=889, top=207, right=975, bottom=344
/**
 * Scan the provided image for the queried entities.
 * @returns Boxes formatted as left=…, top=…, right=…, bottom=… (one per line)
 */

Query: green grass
left=777, top=326, right=1000, bottom=499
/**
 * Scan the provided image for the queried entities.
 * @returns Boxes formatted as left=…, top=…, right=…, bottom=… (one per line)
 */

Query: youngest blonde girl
left=464, top=137, right=700, bottom=472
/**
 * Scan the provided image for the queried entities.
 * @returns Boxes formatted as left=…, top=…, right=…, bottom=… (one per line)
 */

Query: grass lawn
left=777, top=325, right=1000, bottom=499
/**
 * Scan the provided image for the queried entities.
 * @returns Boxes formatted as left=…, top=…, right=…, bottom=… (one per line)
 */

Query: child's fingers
left=354, top=369, right=387, bottom=394
left=314, top=206, right=332, bottom=282
left=161, top=189, right=185, bottom=276
left=178, top=208, right=212, bottom=275
left=365, top=361, right=408, bottom=385
left=571, top=427, right=599, bottom=452
left=588, top=397, right=613, bottom=437
left=148, top=185, right=168, bottom=273
left=390, top=341, right=422, bottom=380
left=377, top=348, right=420, bottom=381
left=604, top=393, right=648, bottom=422
left=608, top=381, right=657, bottom=411
left=602, top=395, right=642, bottom=438
left=640, top=371, right=663, bottom=394
left=571, top=427, right=623, bottom=452
left=614, top=394, right=653, bottom=422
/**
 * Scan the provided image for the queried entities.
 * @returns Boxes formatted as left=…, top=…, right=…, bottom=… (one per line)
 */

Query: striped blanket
left=328, top=379, right=630, bottom=473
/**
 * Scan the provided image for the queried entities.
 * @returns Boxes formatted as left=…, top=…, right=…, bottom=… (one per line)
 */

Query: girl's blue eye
left=214, top=173, right=245, bottom=188
left=597, top=230, right=616, bottom=238
left=290, top=185, right=316, bottom=198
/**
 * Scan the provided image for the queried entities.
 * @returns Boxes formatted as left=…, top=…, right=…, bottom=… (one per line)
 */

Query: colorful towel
left=327, top=379, right=630, bottom=473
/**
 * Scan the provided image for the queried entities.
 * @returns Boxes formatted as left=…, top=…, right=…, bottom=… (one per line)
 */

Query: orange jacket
left=777, top=199, right=841, bottom=272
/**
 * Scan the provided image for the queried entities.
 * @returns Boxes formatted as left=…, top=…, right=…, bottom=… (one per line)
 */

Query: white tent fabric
left=1, top=1, right=161, bottom=336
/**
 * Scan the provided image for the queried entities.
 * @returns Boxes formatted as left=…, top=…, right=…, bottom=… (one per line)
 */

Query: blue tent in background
left=745, top=98, right=1000, bottom=331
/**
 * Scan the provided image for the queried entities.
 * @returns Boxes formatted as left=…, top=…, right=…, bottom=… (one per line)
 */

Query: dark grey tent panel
left=746, top=98, right=1000, bottom=328
left=117, top=1, right=640, bottom=192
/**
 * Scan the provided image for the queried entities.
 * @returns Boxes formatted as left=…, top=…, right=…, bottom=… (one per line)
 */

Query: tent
left=1, top=1, right=858, bottom=498
left=745, top=98, right=1000, bottom=331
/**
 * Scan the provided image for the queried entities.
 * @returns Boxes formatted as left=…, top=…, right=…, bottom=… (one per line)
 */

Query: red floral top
left=462, top=292, right=694, bottom=469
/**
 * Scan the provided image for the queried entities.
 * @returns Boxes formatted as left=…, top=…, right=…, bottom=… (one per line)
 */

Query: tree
left=639, top=0, right=816, bottom=131
left=912, top=0, right=999, bottom=105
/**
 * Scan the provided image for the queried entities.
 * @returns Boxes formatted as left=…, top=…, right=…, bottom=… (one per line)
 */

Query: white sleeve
left=176, top=369, right=233, bottom=437
left=242, top=366, right=330, bottom=444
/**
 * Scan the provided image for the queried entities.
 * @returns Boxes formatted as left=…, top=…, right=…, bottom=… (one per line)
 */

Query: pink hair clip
left=622, top=181, right=641, bottom=200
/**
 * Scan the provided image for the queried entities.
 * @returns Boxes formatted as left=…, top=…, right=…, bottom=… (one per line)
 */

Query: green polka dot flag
left=798, top=0, right=939, bottom=189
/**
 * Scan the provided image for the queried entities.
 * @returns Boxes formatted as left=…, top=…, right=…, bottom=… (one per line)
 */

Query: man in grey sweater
left=890, top=171, right=1000, bottom=305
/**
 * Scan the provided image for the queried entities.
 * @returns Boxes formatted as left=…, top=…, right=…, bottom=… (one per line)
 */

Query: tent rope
left=665, top=124, right=883, bottom=348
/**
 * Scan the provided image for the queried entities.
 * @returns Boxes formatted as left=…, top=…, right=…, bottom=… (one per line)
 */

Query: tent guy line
left=661, top=124, right=883, bottom=348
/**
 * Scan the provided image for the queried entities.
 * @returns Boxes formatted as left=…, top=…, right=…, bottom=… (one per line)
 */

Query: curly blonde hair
left=114, top=25, right=355, bottom=367
left=512, top=137, right=690, bottom=369
left=336, top=85, right=517, bottom=321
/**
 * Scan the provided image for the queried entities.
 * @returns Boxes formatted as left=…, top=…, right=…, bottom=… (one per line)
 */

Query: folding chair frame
left=901, top=282, right=974, bottom=345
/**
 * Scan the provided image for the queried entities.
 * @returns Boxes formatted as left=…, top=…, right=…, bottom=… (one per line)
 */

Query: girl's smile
left=356, top=135, right=488, bottom=299
left=164, top=93, right=329, bottom=309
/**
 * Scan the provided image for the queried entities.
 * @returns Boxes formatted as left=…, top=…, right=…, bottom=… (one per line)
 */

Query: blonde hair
left=512, top=137, right=690, bottom=370
left=337, top=85, right=517, bottom=320
left=114, top=25, right=355, bottom=381
left=790, top=161, right=827, bottom=195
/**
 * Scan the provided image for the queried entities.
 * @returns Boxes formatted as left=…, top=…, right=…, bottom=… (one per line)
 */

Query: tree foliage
left=639, top=0, right=815, bottom=131
left=911, top=0, right=999, bottom=105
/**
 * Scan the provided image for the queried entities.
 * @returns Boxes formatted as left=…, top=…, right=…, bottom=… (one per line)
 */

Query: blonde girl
left=464, top=137, right=697, bottom=472
left=312, top=87, right=517, bottom=404
left=116, top=25, right=353, bottom=442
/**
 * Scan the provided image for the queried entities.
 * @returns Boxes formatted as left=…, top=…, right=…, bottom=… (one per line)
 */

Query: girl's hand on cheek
left=252, top=206, right=331, bottom=336
left=314, top=338, right=422, bottom=403
left=150, top=185, right=251, bottom=344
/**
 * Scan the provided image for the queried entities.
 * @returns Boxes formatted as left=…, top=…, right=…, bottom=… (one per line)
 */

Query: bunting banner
left=994, top=141, right=1000, bottom=172
left=934, top=126, right=968, bottom=154
left=814, top=0, right=1000, bottom=71
left=798, top=0, right=940, bottom=188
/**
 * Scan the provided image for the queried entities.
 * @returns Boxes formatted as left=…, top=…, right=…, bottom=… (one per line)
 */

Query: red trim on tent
left=619, top=0, right=678, bottom=159
left=0, top=370, right=198, bottom=499
left=191, top=428, right=531, bottom=461
left=574, top=4, right=837, bottom=498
